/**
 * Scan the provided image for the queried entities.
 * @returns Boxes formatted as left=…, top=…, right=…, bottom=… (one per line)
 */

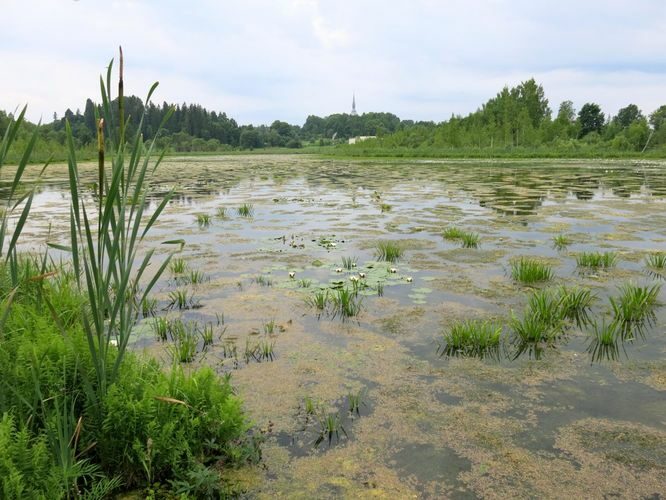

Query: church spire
left=351, top=93, right=357, bottom=116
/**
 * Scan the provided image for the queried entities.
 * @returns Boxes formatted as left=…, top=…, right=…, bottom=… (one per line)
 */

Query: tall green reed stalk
left=0, top=106, right=52, bottom=331
left=64, top=48, right=179, bottom=399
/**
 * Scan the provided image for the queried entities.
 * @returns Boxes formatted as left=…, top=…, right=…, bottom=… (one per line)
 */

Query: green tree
left=614, top=104, right=643, bottom=128
left=649, top=105, right=666, bottom=131
left=577, top=103, right=605, bottom=137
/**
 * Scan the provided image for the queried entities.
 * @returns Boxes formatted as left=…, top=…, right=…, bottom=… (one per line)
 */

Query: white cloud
left=2, top=0, right=666, bottom=125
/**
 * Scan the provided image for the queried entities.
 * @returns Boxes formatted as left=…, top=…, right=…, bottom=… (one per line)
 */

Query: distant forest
left=2, top=78, right=666, bottom=160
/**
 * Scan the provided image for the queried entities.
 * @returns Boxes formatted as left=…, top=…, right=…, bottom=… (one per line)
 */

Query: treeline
left=0, top=98, right=413, bottom=160
left=340, top=79, right=666, bottom=156
left=3, top=78, right=666, bottom=160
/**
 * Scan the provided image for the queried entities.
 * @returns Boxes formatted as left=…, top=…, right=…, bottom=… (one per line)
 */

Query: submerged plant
left=374, top=240, right=404, bottom=263
left=510, top=257, right=554, bottom=284
left=438, top=319, right=502, bottom=358
left=237, top=203, right=254, bottom=217
left=552, top=234, right=571, bottom=250
left=576, top=251, right=618, bottom=269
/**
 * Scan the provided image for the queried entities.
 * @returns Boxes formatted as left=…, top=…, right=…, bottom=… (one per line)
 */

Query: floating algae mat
left=9, top=156, right=666, bottom=497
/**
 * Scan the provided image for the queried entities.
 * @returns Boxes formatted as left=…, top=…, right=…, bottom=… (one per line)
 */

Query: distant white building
left=348, top=135, right=376, bottom=145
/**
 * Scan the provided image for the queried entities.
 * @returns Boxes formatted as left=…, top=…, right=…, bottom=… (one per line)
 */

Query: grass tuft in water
left=169, top=258, right=188, bottom=275
left=254, top=275, right=273, bottom=287
left=195, top=213, right=211, bottom=227
left=315, top=413, right=347, bottom=448
left=645, top=252, right=666, bottom=270
left=215, top=207, right=227, bottom=218
left=297, top=278, right=312, bottom=288
left=438, top=319, right=502, bottom=358
left=510, top=257, right=554, bottom=284
left=610, top=283, right=661, bottom=325
left=331, top=287, right=362, bottom=318
left=262, top=318, right=278, bottom=335
left=510, top=310, right=560, bottom=344
left=576, top=251, right=618, bottom=269
left=380, top=203, right=392, bottom=213
left=140, top=296, right=158, bottom=317
left=587, top=319, right=623, bottom=362
left=341, top=256, right=358, bottom=270
left=528, top=289, right=564, bottom=328
left=306, top=290, right=328, bottom=311
left=237, top=203, right=254, bottom=217
left=442, top=227, right=465, bottom=240
left=557, top=286, right=594, bottom=326
left=167, top=289, right=200, bottom=310
left=347, top=390, right=365, bottom=415
left=151, top=316, right=170, bottom=341
left=552, top=234, right=571, bottom=250
left=168, top=320, right=199, bottom=363
left=374, top=241, right=404, bottom=262
left=201, top=323, right=215, bottom=348
left=460, top=232, right=480, bottom=248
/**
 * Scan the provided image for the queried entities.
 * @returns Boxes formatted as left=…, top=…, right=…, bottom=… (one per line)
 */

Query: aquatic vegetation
left=263, top=318, right=277, bottom=335
left=380, top=203, right=392, bottom=212
left=510, top=310, right=560, bottom=344
left=167, top=289, right=200, bottom=310
left=297, top=278, right=312, bottom=288
left=610, top=283, right=661, bottom=325
left=304, top=397, right=318, bottom=416
left=557, top=286, right=594, bottom=326
left=306, top=290, right=328, bottom=310
left=201, top=323, right=215, bottom=348
left=215, top=206, right=227, bottom=218
left=186, top=269, right=207, bottom=285
left=341, top=256, right=358, bottom=270
left=510, top=257, right=554, bottom=284
left=552, top=234, right=571, bottom=250
left=256, top=340, right=276, bottom=361
left=576, top=251, right=618, bottom=269
left=169, top=328, right=199, bottom=363
left=528, top=289, right=564, bottom=328
left=347, top=390, right=365, bottom=415
left=460, top=231, right=480, bottom=248
left=315, top=413, right=347, bottom=448
left=237, top=203, right=254, bottom=217
left=438, top=319, right=502, bottom=358
left=442, top=227, right=466, bottom=240
left=254, top=275, right=273, bottom=287
left=376, top=281, right=384, bottom=296
left=375, top=240, right=404, bottom=262
left=140, top=296, right=158, bottom=317
left=195, top=213, right=211, bottom=227
left=170, top=257, right=188, bottom=275
left=587, top=319, right=623, bottom=362
left=331, top=287, right=363, bottom=318
left=151, top=316, right=171, bottom=341
left=645, top=252, right=666, bottom=270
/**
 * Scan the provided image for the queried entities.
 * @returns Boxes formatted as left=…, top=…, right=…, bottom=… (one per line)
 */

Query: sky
left=2, top=0, right=666, bottom=126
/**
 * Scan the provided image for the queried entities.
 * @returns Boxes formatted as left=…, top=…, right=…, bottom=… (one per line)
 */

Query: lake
left=8, top=155, right=666, bottom=498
